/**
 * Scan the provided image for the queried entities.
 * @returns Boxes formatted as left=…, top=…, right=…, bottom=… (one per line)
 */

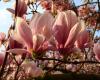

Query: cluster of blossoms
left=0, top=0, right=100, bottom=79
left=77, top=4, right=100, bottom=29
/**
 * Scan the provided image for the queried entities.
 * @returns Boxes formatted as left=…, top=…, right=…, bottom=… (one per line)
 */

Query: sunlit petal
left=64, top=23, right=80, bottom=48
left=75, top=30, right=90, bottom=49
left=16, top=17, right=33, bottom=50
left=33, top=34, right=45, bottom=52
left=7, top=48, right=29, bottom=55
left=30, top=12, right=54, bottom=39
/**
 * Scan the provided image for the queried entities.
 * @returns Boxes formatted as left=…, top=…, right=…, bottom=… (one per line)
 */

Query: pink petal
left=11, top=31, right=24, bottom=44
left=9, top=36, right=23, bottom=49
left=33, top=34, right=45, bottom=52
left=52, top=12, right=69, bottom=47
left=21, top=60, right=43, bottom=77
left=7, top=48, right=29, bottom=55
left=52, top=10, right=78, bottom=48
left=75, top=30, right=90, bottom=49
left=65, top=10, right=78, bottom=29
left=29, top=13, right=41, bottom=34
left=64, top=23, right=80, bottom=48
left=30, top=12, right=54, bottom=39
left=16, top=17, right=33, bottom=50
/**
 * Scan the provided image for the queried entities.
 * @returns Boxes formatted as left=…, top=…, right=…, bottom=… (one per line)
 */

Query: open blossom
left=15, top=12, right=54, bottom=54
left=0, top=32, right=6, bottom=46
left=21, top=60, right=43, bottom=77
left=15, top=10, right=85, bottom=55
left=52, top=10, right=84, bottom=54
left=93, top=43, right=100, bottom=61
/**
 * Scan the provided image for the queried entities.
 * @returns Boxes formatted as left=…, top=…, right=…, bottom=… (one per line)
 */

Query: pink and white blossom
left=52, top=10, right=84, bottom=54
left=21, top=60, right=43, bottom=77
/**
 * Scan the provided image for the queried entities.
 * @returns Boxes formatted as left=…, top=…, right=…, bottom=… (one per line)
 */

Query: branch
left=44, top=73, right=100, bottom=80
left=0, top=46, right=9, bottom=79
left=43, top=67, right=100, bottom=80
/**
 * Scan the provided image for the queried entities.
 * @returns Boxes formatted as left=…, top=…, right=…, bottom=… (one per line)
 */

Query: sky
left=0, top=0, right=44, bottom=34
left=0, top=0, right=44, bottom=51
left=0, top=0, right=14, bottom=34
left=0, top=0, right=100, bottom=51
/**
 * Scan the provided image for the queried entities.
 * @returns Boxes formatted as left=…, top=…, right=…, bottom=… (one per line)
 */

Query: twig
left=14, top=64, right=20, bottom=80
left=0, top=46, right=9, bottom=79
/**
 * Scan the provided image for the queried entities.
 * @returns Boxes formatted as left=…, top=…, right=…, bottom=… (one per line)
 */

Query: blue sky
left=0, top=0, right=44, bottom=34
left=0, top=0, right=14, bottom=34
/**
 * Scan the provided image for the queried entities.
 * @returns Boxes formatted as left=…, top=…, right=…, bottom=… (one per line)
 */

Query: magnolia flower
left=15, top=10, right=85, bottom=55
left=52, top=10, right=84, bottom=54
left=75, top=30, right=90, bottom=50
left=21, top=60, right=43, bottom=77
left=7, top=0, right=27, bottom=17
left=0, top=32, right=6, bottom=46
left=93, top=43, right=100, bottom=61
left=15, top=12, right=54, bottom=54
